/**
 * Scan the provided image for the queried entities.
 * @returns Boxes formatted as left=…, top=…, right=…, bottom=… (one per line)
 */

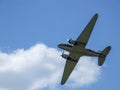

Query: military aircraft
left=58, top=13, right=111, bottom=85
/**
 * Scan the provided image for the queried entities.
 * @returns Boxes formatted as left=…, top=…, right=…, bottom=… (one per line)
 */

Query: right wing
left=76, top=13, right=98, bottom=48
left=61, top=52, right=82, bottom=85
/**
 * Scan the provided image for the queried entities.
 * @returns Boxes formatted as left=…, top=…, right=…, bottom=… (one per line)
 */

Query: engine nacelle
left=61, top=52, right=78, bottom=62
left=68, top=38, right=86, bottom=45
left=68, top=39, right=76, bottom=45
left=61, top=53, right=70, bottom=59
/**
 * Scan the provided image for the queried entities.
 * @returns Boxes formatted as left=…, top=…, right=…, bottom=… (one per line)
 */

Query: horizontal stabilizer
left=98, top=46, right=111, bottom=66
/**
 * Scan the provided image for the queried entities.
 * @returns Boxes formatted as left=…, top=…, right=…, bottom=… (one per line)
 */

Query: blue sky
left=0, top=0, right=120, bottom=90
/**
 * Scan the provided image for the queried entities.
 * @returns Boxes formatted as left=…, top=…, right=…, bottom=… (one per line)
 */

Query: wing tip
left=95, top=13, right=98, bottom=16
left=61, top=81, right=65, bottom=85
left=94, top=13, right=98, bottom=19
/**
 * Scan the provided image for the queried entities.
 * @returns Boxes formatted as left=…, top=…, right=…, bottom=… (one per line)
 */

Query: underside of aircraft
left=58, top=13, right=111, bottom=85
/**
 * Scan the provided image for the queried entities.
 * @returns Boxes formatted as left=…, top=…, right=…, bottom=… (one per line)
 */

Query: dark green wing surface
left=61, top=52, right=82, bottom=85
left=76, top=13, right=98, bottom=48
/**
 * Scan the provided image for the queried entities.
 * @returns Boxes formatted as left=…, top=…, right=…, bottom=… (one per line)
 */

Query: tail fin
left=98, top=46, right=111, bottom=66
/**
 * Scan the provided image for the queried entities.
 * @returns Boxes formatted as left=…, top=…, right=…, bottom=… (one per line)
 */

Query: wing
left=61, top=52, right=82, bottom=85
left=76, top=13, right=98, bottom=48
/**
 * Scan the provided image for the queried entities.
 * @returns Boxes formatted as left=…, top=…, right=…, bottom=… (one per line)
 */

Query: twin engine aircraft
left=58, top=13, right=111, bottom=85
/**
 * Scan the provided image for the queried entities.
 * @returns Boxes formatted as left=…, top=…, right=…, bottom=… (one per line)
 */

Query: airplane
left=58, top=13, right=111, bottom=85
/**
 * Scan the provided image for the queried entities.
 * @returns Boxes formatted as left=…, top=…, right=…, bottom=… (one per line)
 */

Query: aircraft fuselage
left=58, top=44, right=99, bottom=57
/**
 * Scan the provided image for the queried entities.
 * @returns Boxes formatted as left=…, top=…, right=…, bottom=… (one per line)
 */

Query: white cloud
left=0, top=43, right=101, bottom=90
left=0, top=88, right=9, bottom=90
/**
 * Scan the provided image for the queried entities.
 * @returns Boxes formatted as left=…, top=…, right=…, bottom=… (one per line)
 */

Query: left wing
left=61, top=52, right=82, bottom=85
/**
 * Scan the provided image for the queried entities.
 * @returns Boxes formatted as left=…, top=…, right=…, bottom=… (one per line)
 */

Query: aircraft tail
left=98, top=46, right=111, bottom=66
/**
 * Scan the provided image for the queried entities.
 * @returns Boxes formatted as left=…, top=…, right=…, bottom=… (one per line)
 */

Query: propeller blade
left=61, top=51, right=64, bottom=56
left=67, top=38, right=72, bottom=42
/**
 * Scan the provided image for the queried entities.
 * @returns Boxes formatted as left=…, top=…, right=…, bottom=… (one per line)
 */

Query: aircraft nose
left=58, top=44, right=62, bottom=48
left=58, top=44, right=65, bottom=49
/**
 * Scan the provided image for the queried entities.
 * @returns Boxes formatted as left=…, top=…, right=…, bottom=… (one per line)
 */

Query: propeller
left=61, top=51, right=64, bottom=56
left=67, top=38, right=72, bottom=42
